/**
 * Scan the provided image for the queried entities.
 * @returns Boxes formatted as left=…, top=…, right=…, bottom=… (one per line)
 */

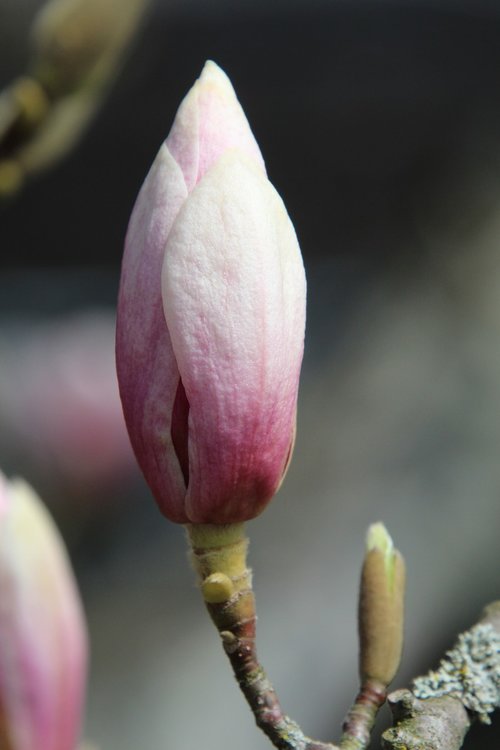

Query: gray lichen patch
left=412, top=624, right=500, bottom=723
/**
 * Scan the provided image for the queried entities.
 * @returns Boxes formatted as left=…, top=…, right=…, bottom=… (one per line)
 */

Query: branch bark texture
left=382, top=601, right=500, bottom=750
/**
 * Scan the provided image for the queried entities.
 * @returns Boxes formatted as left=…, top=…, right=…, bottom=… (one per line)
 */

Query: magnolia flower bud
left=0, top=473, right=87, bottom=750
left=116, top=61, right=306, bottom=524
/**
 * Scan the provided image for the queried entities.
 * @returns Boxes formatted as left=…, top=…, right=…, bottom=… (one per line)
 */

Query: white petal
left=161, top=152, right=306, bottom=522
left=117, top=144, right=189, bottom=520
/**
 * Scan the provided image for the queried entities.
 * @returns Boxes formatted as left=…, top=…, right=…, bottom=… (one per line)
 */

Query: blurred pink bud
left=0, top=473, right=87, bottom=750
left=0, top=312, right=135, bottom=494
left=116, top=61, right=306, bottom=524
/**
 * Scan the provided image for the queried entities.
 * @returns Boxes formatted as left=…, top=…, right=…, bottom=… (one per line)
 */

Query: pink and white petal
left=162, top=153, right=306, bottom=523
left=116, top=144, right=189, bottom=522
left=0, top=479, right=87, bottom=750
left=166, top=61, right=265, bottom=192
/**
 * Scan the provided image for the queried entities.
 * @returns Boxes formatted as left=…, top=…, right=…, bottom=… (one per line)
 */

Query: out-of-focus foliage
left=0, top=0, right=150, bottom=196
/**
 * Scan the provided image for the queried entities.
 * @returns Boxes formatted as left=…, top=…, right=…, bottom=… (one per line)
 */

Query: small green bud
left=10, top=77, right=49, bottom=130
left=366, top=522, right=396, bottom=590
left=201, top=572, right=235, bottom=603
left=359, top=522, right=405, bottom=686
left=0, top=160, right=23, bottom=197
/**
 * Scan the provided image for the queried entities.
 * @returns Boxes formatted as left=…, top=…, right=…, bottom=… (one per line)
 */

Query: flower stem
left=186, top=523, right=338, bottom=750
left=339, top=680, right=387, bottom=750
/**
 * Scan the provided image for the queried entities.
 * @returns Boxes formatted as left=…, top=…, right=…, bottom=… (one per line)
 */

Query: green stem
left=186, top=523, right=338, bottom=750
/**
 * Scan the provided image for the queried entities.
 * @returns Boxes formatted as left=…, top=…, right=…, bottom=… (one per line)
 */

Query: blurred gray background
left=1, top=0, right=500, bottom=748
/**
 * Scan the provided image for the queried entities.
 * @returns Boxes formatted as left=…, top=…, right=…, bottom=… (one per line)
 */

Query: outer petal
left=0, top=475, right=87, bottom=750
left=116, top=144, right=189, bottom=522
left=162, top=152, right=306, bottom=523
left=166, top=60, right=265, bottom=191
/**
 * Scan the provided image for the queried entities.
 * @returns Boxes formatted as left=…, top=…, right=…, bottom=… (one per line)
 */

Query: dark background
left=1, top=1, right=500, bottom=748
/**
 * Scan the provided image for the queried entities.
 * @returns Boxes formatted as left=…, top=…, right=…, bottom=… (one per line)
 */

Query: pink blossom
left=0, top=312, right=135, bottom=492
left=116, top=61, right=306, bottom=524
left=0, top=473, right=87, bottom=750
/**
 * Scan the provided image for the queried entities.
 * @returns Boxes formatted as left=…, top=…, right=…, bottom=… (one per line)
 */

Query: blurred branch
left=0, top=0, right=150, bottom=196
left=382, top=602, right=500, bottom=750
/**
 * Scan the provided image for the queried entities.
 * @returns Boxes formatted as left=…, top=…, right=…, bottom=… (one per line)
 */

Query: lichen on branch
left=382, top=601, right=500, bottom=750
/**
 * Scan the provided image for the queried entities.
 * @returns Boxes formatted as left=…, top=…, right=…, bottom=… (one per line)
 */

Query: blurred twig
left=0, top=0, right=150, bottom=196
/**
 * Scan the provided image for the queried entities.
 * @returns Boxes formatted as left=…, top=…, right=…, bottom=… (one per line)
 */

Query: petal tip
left=197, top=59, right=235, bottom=97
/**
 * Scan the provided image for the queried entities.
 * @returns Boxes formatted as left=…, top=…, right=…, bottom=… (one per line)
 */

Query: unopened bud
left=116, top=61, right=306, bottom=525
left=0, top=473, right=87, bottom=750
left=0, top=160, right=23, bottom=196
left=358, top=522, right=405, bottom=686
left=10, top=77, right=49, bottom=130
